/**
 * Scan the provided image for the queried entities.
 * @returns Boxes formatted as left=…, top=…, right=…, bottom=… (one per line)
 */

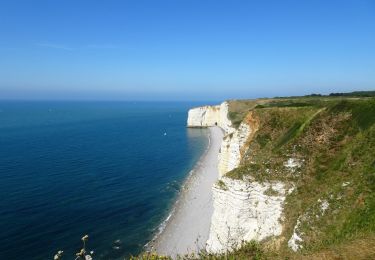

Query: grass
left=263, top=186, right=280, bottom=196
left=275, top=108, right=324, bottom=149
left=255, top=133, right=271, bottom=148
left=223, top=96, right=375, bottom=258
left=275, top=121, right=302, bottom=148
left=217, top=180, right=228, bottom=190
left=329, top=98, right=375, bottom=130
left=227, top=100, right=263, bottom=128
left=280, top=99, right=375, bottom=256
left=132, top=241, right=266, bottom=260
left=227, top=111, right=243, bottom=128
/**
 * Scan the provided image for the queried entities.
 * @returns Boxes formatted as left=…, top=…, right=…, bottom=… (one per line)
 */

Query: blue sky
left=0, top=0, right=374, bottom=101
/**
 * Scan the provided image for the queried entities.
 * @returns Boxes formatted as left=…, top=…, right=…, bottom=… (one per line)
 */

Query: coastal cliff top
left=219, top=91, right=375, bottom=259
left=226, top=91, right=375, bottom=128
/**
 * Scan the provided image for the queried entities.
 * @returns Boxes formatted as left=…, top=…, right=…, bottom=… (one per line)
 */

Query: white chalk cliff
left=217, top=112, right=258, bottom=177
left=206, top=178, right=286, bottom=252
left=187, top=102, right=235, bottom=133
left=187, top=102, right=287, bottom=253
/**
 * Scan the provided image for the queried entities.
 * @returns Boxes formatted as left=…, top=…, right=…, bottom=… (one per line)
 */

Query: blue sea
left=0, top=101, right=210, bottom=260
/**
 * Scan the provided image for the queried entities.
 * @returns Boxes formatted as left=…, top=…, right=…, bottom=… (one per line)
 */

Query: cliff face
left=205, top=109, right=286, bottom=253
left=187, top=102, right=255, bottom=177
left=206, top=177, right=287, bottom=252
left=187, top=102, right=285, bottom=253
left=187, top=105, right=220, bottom=127
left=187, top=102, right=234, bottom=133
left=187, top=97, right=375, bottom=258
left=218, top=112, right=259, bottom=177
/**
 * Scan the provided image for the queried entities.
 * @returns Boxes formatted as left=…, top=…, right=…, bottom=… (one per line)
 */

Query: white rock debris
left=284, top=158, right=301, bottom=171
left=287, top=185, right=295, bottom=195
left=319, top=199, right=329, bottom=214
left=288, top=217, right=303, bottom=251
left=288, top=197, right=330, bottom=252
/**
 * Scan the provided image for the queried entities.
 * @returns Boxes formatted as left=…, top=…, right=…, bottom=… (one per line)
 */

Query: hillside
left=221, top=96, right=375, bottom=259
left=136, top=96, right=375, bottom=260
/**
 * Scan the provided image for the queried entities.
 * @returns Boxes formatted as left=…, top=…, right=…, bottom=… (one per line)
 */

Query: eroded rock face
left=186, top=102, right=235, bottom=133
left=187, top=103, right=256, bottom=177
left=218, top=118, right=254, bottom=177
left=187, top=102, right=288, bottom=254
left=187, top=105, right=220, bottom=127
left=206, top=177, right=287, bottom=253
left=218, top=102, right=235, bottom=134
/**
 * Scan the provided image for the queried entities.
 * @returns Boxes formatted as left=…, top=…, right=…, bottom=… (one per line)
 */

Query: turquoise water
left=0, top=101, right=209, bottom=259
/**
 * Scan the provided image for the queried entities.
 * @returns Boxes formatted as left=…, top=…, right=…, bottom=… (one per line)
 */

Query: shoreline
left=147, top=127, right=212, bottom=243
left=148, top=126, right=224, bottom=257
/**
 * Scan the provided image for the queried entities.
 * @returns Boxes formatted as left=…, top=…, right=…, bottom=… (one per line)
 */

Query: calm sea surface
left=0, top=101, right=209, bottom=259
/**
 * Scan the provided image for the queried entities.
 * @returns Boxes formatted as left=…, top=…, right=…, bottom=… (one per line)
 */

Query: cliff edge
left=186, top=96, right=375, bottom=259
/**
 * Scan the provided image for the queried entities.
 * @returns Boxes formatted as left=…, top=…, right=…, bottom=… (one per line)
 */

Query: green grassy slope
left=224, top=96, right=375, bottom=259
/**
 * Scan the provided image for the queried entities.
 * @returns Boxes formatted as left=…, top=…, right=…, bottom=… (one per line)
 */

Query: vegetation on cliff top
left=224, top=95, right=375, bottom=259
left=132, top=94, right=375, bottom=260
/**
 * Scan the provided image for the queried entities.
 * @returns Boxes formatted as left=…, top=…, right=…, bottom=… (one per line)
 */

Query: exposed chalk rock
left=288, top=217, right=303, bottom=252
left=218, top=102, right=235, bottom=134
left=187, top=105, right=220, bottom=127
left=206, top=177, right=287, bottom=253
left=319, top=199, right=329, bottom=214
left=187, top=102, right=235, bottom=133
left=284, top=158, right=302, bottom=173
left=218, top=118, right=255, bottom=177
left=187, top=101, right=288, bottom=254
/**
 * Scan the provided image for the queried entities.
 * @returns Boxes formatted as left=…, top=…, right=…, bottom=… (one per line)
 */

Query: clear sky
left=0, top=0, right=374, bottom=101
